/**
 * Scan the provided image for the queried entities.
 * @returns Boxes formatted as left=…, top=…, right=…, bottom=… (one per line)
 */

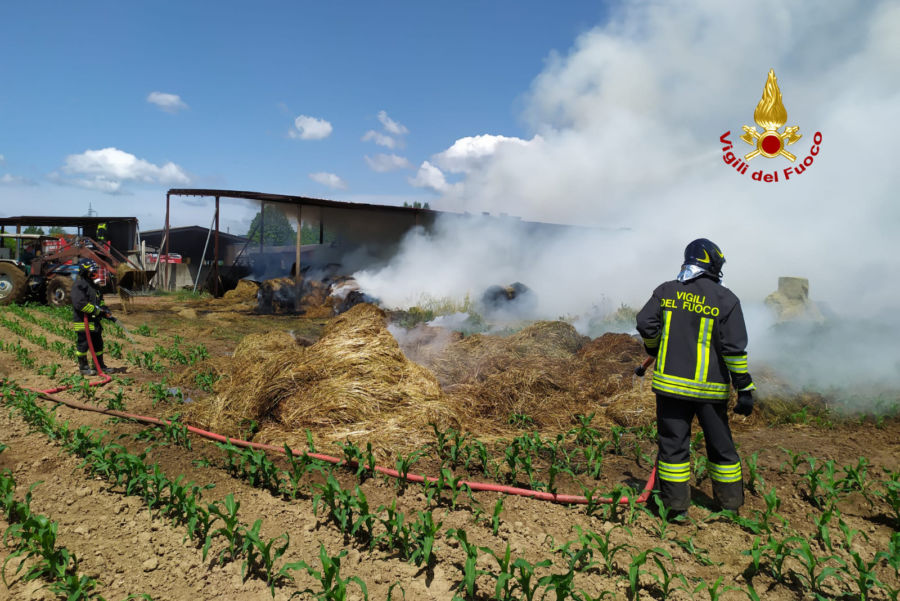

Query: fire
left=753, top=69, right=788, bottom=131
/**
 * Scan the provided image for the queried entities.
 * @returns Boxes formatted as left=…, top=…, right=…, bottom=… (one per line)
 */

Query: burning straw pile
left=421, top=324, right=650, bottom=433
left=184, top=303, right=455, bottom=451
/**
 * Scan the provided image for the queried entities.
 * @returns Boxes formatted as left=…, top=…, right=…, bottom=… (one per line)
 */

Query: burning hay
left=421, top=324, right=647, bottom=432
left=185, top=303, right=456, bottom=451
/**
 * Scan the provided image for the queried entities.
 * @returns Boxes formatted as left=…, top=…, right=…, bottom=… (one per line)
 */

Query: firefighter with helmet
left=636, top=238, right=755, bottom=517
left=71, top=261, right=111, bottom=375
left=95, top=222, right=110, bottom=251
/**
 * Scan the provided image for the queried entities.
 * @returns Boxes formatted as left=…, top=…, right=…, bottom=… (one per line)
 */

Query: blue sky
left=1, top=0, right=899, bottom=318
left=0, top=1, right=607, bottom=229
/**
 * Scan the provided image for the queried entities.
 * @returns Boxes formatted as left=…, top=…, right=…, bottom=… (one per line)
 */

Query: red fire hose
left=13, top=316, right=657, bottom=506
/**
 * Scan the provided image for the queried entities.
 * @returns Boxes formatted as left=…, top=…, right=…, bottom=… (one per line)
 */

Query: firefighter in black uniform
left=71, top=262, right=111, bottom=375
left=636, top=239, right=755, bottom=516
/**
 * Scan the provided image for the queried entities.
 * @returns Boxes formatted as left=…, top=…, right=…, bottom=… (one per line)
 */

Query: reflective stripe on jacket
left=636, top=275, right=754, bottom=402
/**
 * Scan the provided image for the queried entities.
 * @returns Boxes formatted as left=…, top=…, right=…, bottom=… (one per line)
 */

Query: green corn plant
left=283, top=444, right=316, bottom=499
left=430, top=423, right=452, bottom=460
left=408, top=510, right=441, bottom=568
left=207, top=493, right=242, bottom=562
left=779, top=447, right=804, bottom=473
left=609, top=426, right=625, bottom=455
left=491, top=497, right=504, bottom=536
left=447, top=528, right=485, bottom=600
left=104, top=387, right=127, bottom=411
left=802, top=456, right=838, bottom=509
left=812, top=506, right=837, bottom=551
left=692, top=452, right=709, bottom=483
left=645, top=553, right=687, bottom=600
left=745, top=451, right=764, bottom=494
left=377, top=500, right=410, bottom=558
left=440, top=467, right=472, bottom=509
left=837, top=546, right=887, bottom=601
left=349, top=486, right=376, bottom=547
left=627, top=547, right=670, bottom=601
left=761, top=534, right=800, bottom=583
left=876, top=476, right=900, bottom=527
left=446, top=428, right=471, bottom=469
left=239, top=518, right=290, bottom=594
left=674, top=535, right=719, bottom=567
left=194, top=369, right=219, bottom=393
left=581, top=442, right=606, bottom=479
left=394, top=448, right=425, bottom=492
left=537, top=566, right=577, bottom=601
left=482, top=543, right=516, bottom=601
left=574, top=524, right=632, bottom=574
left=290, top=544, right=368, bottom=601
left=571, top=413, right=600, bottom=445
left=509, top=558, right=552, bottom=601
left=686, top=576, right=736, bottom=601
left=790, top=538, right=839, bottom=595
left=837, top=457, right=872, bottom=502
left=313, top=474, right=355, bottom=535
left=466, top=439, right=494, bottom=477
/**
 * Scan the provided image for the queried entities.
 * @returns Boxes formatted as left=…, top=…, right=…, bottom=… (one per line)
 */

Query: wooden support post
left=164, top=193, right=170, bottom=291
left=214, top=196, right=220, bottom=297
left=295, top=204, right=302, bottom=312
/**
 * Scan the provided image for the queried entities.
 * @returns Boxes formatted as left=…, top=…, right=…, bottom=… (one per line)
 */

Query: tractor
left=0, top=233, right=149, bottom=307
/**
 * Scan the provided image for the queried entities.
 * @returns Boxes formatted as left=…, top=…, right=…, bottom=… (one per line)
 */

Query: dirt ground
left=0, top=295, right=898, bottom=601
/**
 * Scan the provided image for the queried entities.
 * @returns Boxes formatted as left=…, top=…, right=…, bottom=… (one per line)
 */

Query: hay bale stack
left=185, top=304, right=454, bottom=450
left=275, top=303, right=448, bottom=428
left=223, top=279, right=259, bottom=302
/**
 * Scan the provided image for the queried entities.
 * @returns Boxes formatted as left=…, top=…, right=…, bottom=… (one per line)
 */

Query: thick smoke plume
left=356, top=1, right=900, bottom=405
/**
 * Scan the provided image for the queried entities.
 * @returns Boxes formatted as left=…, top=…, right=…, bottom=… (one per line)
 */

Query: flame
left=753, top=69, right=788, bottom=130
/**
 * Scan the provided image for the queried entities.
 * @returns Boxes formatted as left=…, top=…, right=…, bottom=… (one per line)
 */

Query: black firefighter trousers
left=655, top=394, right=743, bottom=512
left=74, top=320, right=104, bottom=364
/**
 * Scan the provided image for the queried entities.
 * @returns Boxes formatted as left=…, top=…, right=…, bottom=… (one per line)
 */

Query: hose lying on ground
left=10, top=314, right=657, bottom=505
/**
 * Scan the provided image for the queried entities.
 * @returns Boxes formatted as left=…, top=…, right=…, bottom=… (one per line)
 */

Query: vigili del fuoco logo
left=720, top=69, right=822, bottom=182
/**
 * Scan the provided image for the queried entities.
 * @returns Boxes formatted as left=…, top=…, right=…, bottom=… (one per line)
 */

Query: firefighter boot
left=77, top=356, right=97, bottom=376
left=712, top=480, right=744, bottom=512
left=96, top=355, right=108, bottom=373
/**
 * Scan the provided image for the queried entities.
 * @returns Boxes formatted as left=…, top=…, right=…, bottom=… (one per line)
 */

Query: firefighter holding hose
left=71, top=261, right=111, bottom=375
left=636, top=239, right=755, bottom=517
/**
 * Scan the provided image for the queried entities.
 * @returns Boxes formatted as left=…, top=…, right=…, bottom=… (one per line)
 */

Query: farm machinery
left=0, top=233, right=151, bottom=307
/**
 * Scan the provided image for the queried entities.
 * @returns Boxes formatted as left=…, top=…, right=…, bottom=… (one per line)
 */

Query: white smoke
left=356, top=1, right=900, bottom=402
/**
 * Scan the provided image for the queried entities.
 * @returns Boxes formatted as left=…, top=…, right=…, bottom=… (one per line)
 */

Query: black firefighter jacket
left=636, top=275, right=755, bottom=403
left=71, top=276, right=105, bottom=332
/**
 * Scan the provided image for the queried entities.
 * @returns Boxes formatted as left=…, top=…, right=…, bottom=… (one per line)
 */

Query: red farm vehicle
left=0, top=233, right=150, bottom=307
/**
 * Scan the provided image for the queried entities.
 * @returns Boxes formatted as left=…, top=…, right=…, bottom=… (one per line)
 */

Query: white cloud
left=58, top=147, right=189, bottom=194
left=408, top=161, right=453, bottom=193
left=362, top=130, right=397, bottom=148
left=309, top=171, right=347, bottom=190
left=0, top=173, right=36, bottom=186
left=147, top=91, right=189, bottom=113
left=365, top=153, right=413, bottom=173
left=377, top=110, right=408, bottom=136
left=289, top=115, right=333, bottom=140
left=433, top=134, right=542, bottom=174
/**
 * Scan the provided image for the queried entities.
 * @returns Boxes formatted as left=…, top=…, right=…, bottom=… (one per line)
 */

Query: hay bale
left=275, top=303, right=448, bottom=427
left=223, top=279, right=259, bottom=302
left=186, top=303, right=456, bottom=452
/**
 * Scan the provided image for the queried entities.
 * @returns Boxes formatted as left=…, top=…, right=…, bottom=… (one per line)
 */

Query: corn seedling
left=408, top=510, right=442, bottom=568
left=574, top=524, right=632, bottom=575
left=447, top=528, right=486, bottom=600
left=207, top=493, right=243, bottom=562
left=239, top=518, right=290, bottom=593
left=509, top=557, right=552, bottom=601
left=627, top=547, right=670, bottom=601
left=292, top=544, right=369, bottom=601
